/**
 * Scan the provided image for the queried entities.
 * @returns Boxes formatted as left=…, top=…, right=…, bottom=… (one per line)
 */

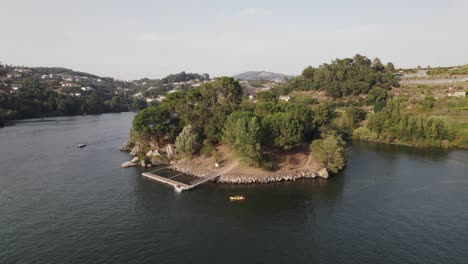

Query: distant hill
left=233, top=71, right=292, bottom=82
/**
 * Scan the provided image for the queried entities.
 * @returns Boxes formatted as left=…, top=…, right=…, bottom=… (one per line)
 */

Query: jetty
left=142, top=167, right=220, bottom=192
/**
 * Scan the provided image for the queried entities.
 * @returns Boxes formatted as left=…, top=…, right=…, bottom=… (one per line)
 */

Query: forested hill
left=130, top=54, right=463, bottom=177
left=233, top=71, right=291, bottom=82
left=0, top=64, right=210, bottom=123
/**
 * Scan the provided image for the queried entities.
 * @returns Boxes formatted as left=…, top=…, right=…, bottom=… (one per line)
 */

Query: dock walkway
left=142, top=168, right=219, bottom=192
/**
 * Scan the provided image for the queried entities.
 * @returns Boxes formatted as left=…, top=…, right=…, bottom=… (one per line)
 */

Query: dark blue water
left=1, top=113, right=467, bottom=264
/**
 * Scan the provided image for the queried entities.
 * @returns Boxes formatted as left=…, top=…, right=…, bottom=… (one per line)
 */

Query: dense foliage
left=282, top=54, right=398, bottom=98
left=262, top=113, right=303, bottom=150
left=0, top=80, right=134, bottom=121
left=310, top=134, right=346, bottom=173
left=365, top=98, right=454, bottom=146
left=130, top=54, right=461, bottom=174
left=222, top=111, right=263, bottom=166
left=0, top=65, right=147, bottom=122
left=175, top=125, right=199, bottom=159
left=132, top=105, right=181, bottom=146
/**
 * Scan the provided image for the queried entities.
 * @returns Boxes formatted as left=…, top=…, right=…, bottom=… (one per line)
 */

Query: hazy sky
left=1, top=0, right=468, bottom=79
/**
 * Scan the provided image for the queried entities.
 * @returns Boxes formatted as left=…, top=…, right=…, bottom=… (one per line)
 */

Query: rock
left=146, top=149, right=162, bottom=157
left=129, top=145, right=140, bottom=156
left=151, top=157, right=160, bottom=165
left=140, top=160, right=146, bottom=167
left=166, top=144, right=175, bottom=159
left=121, top=161, right=136, bottom=168
left=318, top=168, right=329, bottom=178
left=131, top=157, right=138, bottom=163
left=119, top=141, right=135, bottom=152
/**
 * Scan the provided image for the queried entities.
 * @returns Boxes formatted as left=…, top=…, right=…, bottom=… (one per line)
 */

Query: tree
left=175, top=125, right=199, bottom=159
left=386, top=62, right=395, bottom=72
left=372, top=57, right=384, bottom=71
left=234, top=117, right=263, bottom=166
left=283, top=103, right=315, bottom=138
left=367, top=86, right=387, bottom=112
left=254, top=102, right=281, bottom=118
left=262, top=113, right=303, bottom=150
left=310, top=134, right=346, bottom=173
left=132, top=106, right=180, bottom=146
left=301, top=66, right=315, bottom=79
left=311, top=101, right=335, bottom=128
left=222, top=111, right=263, bottom=166
left=255, top=90, right=277, bottom=102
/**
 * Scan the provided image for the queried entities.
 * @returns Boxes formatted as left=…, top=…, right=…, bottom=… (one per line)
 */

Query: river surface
left=1, top=113, right=467, bottom=264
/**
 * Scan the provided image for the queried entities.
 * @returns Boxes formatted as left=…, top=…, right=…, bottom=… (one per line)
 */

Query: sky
left=1, top=0, right=468, bottom=79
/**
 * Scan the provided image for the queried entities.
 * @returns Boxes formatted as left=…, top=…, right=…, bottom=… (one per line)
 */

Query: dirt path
left=218, top=159, right=240, bottom=175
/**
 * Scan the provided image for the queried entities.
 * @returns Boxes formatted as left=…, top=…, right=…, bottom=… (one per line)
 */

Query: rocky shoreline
left=169, top=164, right=329, bottom=184
left=120, top=140, right=330, bottom=184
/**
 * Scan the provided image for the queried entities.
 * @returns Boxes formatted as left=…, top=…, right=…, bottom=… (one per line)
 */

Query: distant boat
left=77, top=144, right=87, bottom=148
left=229, top=195, right=246, bottom=201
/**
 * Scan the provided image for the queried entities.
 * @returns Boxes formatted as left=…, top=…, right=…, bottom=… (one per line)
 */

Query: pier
left=142, top=167, right=220, bottom=192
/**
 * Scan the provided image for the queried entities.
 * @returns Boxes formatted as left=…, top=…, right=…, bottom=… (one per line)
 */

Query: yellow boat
left=229, top=195, right=246, bottom=201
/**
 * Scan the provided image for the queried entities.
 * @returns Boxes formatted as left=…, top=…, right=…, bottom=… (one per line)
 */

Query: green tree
left=234, top=117, right=263, bottom=166
left=367, top=86, right=387, bottom=112
left=372, top=57, right=385, bottom=71
left=262, top=113, right=303, bottom=150
left=132, top=106, right=180, bottom=146
left=386, top=62, right=395, bottom=72
left=175, top=125, right=199, bottom=159
left=222, top=111, right=263, bottom=166
left=310, top=134, right=346, bottom=173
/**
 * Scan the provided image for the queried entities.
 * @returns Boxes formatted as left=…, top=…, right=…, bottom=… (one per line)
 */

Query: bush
left=175, top=125, right=199, bottom=159
left=352, top=127, right=378, bottom=140
left=262, top=112, right=304, bottom=150
left=310, top=134, right=346, bottom=174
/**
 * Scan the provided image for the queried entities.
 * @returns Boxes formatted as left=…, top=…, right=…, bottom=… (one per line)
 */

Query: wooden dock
left=142, top=168, right=219, bottom=192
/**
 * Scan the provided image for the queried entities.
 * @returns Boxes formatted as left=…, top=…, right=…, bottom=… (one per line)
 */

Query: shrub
left=310, top=134, right=346, bottom=174
left=352, top=127, right=378, bottom=140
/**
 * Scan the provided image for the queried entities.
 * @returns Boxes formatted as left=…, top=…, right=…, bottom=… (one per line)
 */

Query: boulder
left=119, top=140, right=135, bottom=152
left=140, top=160, right=146, bottom=167
left=131, top=157, right=138, bottom=163
left=318, top=168, right=329, bottom=179
left=129, top=145, right=140, bottom=156
left=121, top=161, right=136, bottom=168
left=146, top=149, right=162, bottom=157
left=151, top=157, right=160, bottom=165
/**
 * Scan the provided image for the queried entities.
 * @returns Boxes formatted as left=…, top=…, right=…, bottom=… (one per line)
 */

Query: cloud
left=239, top=8, right=260, bottom=16
left=136, top=32, right=176, bottom=42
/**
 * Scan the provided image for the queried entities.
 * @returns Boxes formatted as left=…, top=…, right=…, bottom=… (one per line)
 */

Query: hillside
left=0, top=63, right=210, bottom=123
left=233, top=71, right=292, bottom=82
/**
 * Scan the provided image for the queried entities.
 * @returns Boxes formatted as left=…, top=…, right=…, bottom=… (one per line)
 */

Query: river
left=1, top=113, right=467, bottom=264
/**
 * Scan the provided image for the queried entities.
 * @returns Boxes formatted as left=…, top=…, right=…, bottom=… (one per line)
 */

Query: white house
left=81, top=86, right=94, bottom=91
left=448, top=91, right=466, bottom=98
left=279, top=95, right=291, bottom=102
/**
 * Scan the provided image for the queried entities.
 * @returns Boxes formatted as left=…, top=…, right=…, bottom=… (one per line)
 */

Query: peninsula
left=121, top=54, right=467, bottom=185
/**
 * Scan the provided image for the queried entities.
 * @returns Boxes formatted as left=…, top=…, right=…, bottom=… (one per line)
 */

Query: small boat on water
left=77, top=144, right=87, bottom=148
left=229, top=195, right=246, bottom=201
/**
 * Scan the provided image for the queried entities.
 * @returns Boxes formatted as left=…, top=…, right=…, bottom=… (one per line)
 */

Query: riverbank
left=352, top=137, right=468, bottom=150
left=121, top=141, right=330, bottom=184
left=169, top=161, right=329, bottom=184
